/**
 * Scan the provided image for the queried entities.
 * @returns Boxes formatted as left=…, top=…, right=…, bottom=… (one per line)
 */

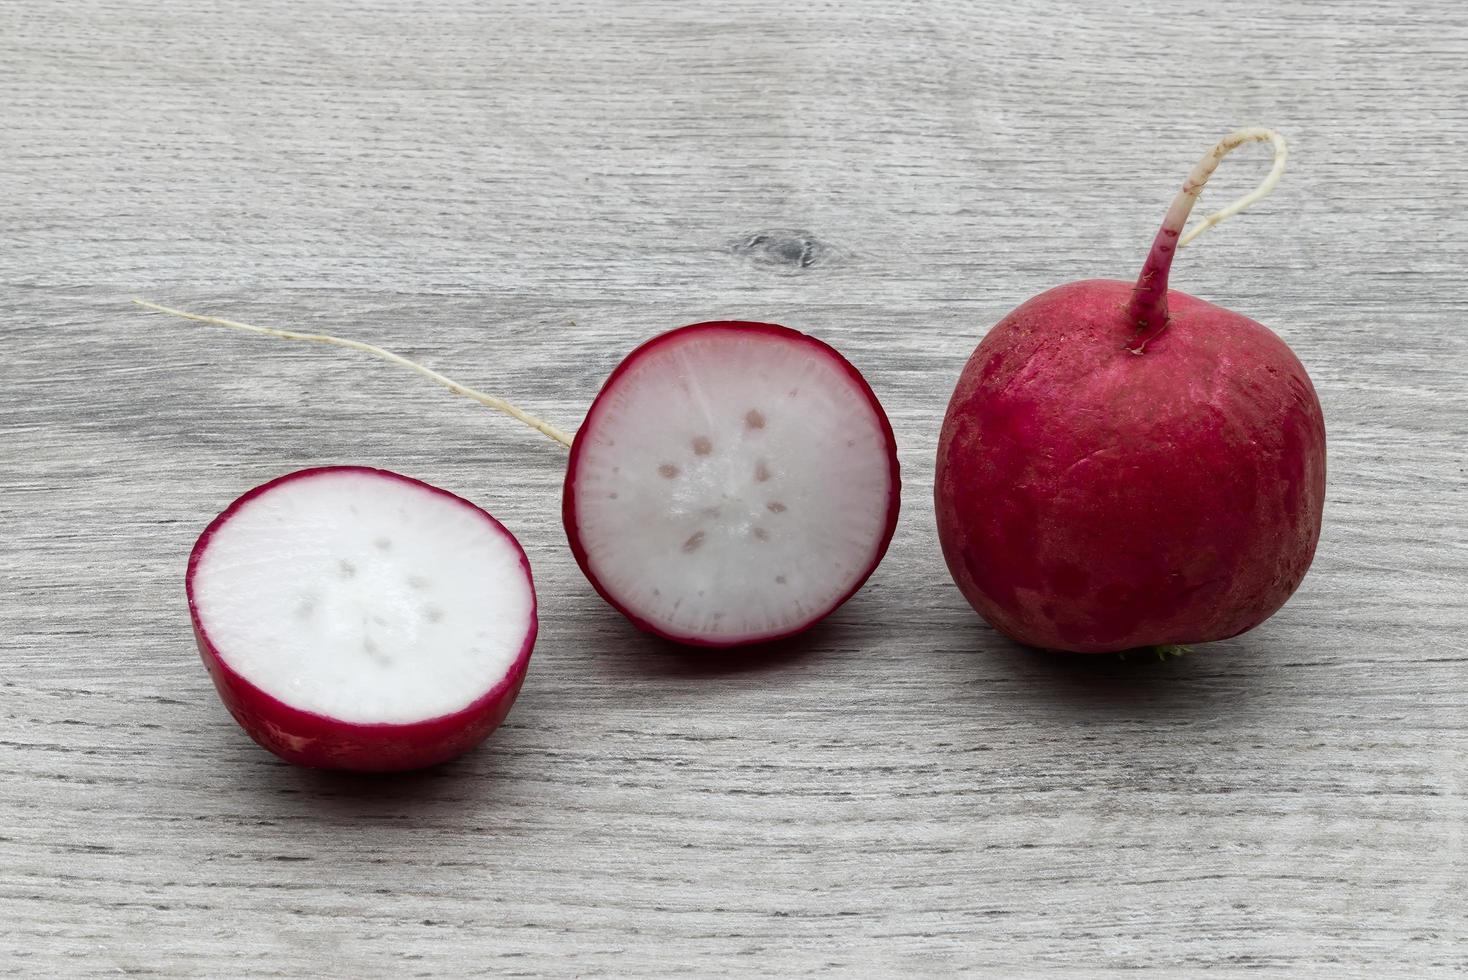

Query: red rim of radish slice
left=562, top=321, right=901, bottom=648
left=186, top=465, right=537, bottom=770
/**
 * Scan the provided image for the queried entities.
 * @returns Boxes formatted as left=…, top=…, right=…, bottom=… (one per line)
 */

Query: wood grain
left=2, top=0, right=1466, bottom=975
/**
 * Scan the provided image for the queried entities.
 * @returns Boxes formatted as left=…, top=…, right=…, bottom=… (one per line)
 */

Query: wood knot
left=731, top=229, right=833, bottom=274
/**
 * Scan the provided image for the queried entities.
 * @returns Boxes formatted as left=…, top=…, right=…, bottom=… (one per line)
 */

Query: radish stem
left=1125, top=128, right=1288, bottom=353
left=131, top=299, right=574, bottom=448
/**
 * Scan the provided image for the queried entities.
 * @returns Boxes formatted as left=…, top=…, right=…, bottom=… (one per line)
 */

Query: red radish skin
left=195, top=640, right=529, bottom=772
left=562, top=322, right=901, bottom=647
left=137, top=301, right=901, bottom=650
left=936, top=130, right=1326, bottom=654
left=188, top=467, right=536, bottom=771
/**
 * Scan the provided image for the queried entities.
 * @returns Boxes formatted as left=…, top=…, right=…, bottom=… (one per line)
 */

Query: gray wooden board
left=2, top=0, right=1466, bottom=975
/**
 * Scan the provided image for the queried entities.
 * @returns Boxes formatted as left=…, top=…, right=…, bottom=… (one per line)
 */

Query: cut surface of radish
left=188, top=466, right=536, bottom=770
left=564, top=322, right=899, bottom=647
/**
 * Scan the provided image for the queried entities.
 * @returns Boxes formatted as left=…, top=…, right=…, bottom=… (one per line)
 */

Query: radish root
left=131, top=299, right=575, bottom=449
left=1126, top=128, right=1288, bottom=352
left=1174, top=129, right=1288, bottom=248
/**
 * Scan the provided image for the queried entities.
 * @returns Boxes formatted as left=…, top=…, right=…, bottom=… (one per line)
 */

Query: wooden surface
left=3, top=0, right=1466, bottom=975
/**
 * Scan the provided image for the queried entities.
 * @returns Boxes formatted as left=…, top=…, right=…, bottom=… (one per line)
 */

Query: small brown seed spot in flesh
left=776, top=575, right=787, bottom=585
left=692, top=436, right=713, bottom=456
left=752, top=527, right=769, bottom=541
left=608, top=492, right=619, bottom=500
left=658, top=463, right=679, bottom=479
left=682, top=531, right=706, bottom=553
left=363, top=636, right=390, bottom=666
left=754, top=459, right=771, bottom=482
left=745, top=409, right=766, bottom=430
left=767, top=501, right=787, bottom=513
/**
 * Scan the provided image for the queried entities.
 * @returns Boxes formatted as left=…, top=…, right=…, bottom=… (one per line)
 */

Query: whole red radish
left=936, top=129, right=1325, bottom=654
left=141, top=304, right=899, bottom=649
left=188, top=466, right=536, bottom=770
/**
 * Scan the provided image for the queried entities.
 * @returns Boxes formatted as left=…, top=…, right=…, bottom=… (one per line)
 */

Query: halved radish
left=187, top=466, right=536, bottom=771
left=563, top=322, right=900, bottom=646
left=138, top=302, right=901, bottom=649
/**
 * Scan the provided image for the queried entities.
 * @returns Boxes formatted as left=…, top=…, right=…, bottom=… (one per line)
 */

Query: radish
left=935, top=129, right=1326, bottom=655
left=140, top=305, right=900, bottom=648
left=188, top=466, right=536, bottom=770
left=563, top=322, right=899, bottom=645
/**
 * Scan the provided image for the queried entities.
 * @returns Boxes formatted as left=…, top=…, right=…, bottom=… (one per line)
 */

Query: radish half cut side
left=564, top=322, right=900, bottom=647
left=186, top=466, right=537, bottom=772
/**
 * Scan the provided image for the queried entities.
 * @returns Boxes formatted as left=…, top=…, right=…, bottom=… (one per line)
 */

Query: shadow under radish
left=598, top=615, right=850, bottom=681
left=203, top=723, right=531, bottom=819
left=970, top=628, right=1270, bottom=718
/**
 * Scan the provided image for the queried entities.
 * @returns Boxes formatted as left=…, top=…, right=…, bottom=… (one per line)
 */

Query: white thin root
left=131, top=299, right=574, bottom=449
left=1175, top=128, right=1288, bottom=248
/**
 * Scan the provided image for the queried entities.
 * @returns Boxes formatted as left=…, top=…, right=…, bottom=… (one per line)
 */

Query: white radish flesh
left=565, top=323, right=900, bottom=646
